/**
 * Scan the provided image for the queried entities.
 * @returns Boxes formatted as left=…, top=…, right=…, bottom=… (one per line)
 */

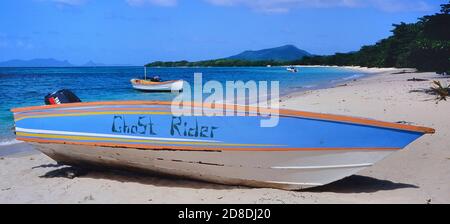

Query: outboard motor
left=44, top=89, right=82, bottom=105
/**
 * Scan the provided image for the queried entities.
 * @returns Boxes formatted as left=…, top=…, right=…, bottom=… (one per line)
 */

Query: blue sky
left=0, top=0, right=444, bottom=65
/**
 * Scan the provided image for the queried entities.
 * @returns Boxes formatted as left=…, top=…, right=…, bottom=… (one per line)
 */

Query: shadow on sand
left=37, top=164, right=417, bottom=193
left=304, top=175, right=418, bottom=193
left=38, top=164, right=244, bottom=190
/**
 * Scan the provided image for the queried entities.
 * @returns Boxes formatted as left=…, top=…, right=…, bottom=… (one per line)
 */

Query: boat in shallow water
left=130, top=66, right=183, bottom=92
left=11, top=101, right=434, bottom=190
left=131, top=79, right=183, bottom=92
left=287, top=66, right=298, bottom=73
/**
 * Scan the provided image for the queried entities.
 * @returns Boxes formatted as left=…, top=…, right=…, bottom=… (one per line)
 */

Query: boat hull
left=31, top=142, right=394, bottom=189
left=131, top=80, right=183, bottom=92
left=11, top=101, right=434, bottom=190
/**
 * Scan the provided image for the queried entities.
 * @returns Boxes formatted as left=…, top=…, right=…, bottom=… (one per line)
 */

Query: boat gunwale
left=11, top=100, right=435, bottom=134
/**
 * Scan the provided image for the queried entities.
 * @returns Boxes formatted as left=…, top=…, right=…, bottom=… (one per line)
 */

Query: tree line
left=296, top=2, right=449, bottom=73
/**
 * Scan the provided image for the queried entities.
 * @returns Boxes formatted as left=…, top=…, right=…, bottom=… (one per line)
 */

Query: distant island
left=82, top=60, right=106, bottom=67
left=147, top=2, right=449, bottom=74
left=0, top=58, right=128, bottom=67
left=0, top=58, right=73, bottom=67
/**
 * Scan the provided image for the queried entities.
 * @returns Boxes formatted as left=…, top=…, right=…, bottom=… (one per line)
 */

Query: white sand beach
left=1, top=67, right=449, bottom=204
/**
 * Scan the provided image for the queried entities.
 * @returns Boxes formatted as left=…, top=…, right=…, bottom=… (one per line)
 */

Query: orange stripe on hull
left=17, top=137, right=402, bottom=152
left=11, top=101, right=435, bottom=134
left=14, top=107, right=170, bottom=118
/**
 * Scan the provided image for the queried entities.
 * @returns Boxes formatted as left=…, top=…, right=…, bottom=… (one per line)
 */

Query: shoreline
left=282, top=66, right=380, bottom=100
left=278, top=66, right=410, bottom=104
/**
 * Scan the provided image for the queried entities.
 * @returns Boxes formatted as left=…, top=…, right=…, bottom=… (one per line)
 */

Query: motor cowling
left=44, top=89, right=82, bottom=105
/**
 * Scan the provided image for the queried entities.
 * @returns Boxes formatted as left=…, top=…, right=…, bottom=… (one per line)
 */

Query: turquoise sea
left=0, top=66, right=365, bottom=145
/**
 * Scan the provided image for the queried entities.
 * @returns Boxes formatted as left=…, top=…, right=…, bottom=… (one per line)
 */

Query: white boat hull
left=32, top=143, right=393, bottom=190
left=131, top=80, right=183, bottom=92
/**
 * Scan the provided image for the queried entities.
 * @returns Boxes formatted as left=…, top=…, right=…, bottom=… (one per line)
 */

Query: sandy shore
left=1, top=67, right=449, bottom=204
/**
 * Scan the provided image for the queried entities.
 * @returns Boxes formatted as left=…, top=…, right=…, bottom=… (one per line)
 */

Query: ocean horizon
left=0, top=66, right=366, bottom=145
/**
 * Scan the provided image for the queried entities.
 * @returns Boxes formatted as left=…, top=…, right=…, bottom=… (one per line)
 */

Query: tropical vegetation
left=297, top=2, right=450, bottom=74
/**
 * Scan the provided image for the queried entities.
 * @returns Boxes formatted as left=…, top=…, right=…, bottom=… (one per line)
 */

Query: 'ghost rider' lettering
left=171, top=116, right=218, bottom=138
left=112, top=115, right=157, bottom=135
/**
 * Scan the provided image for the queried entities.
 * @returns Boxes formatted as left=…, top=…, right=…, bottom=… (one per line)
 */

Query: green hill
left=146, top=45, right=310, bottom=67
left=226, top=45, right=311, bottom=61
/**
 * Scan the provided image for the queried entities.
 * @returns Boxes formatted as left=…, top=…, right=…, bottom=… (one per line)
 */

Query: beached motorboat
left=287, top=66, right=298, bottom=73
left=11, top=101, right=434, bottom=190
left=131, top=67, right=183, bottom=92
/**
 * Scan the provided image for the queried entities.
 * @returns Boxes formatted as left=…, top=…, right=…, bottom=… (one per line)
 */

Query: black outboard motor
left=44, top=89, right=82, bottom=105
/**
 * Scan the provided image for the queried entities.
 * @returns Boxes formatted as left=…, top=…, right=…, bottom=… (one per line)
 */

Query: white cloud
left=16, top=40, right=35, bottom=50
left=41, top=0, right=435, bottom=12
left=42, top=0, right=177, bottom=7
left=369, top=0, right=433, bottom=13
left=0, top=38, right=9, bottom=48
left=204, top=0, right=434, bottom=13
left=50, top=0, right=87, bottom=6
left=126, top=0, right=177, bottom=7
left=0, top=34, right=34, bottom=50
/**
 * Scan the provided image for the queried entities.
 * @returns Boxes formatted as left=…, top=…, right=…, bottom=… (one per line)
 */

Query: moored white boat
left=131, top=66, right=183, bottom=92
left=131, top=79, right=184, bottom=92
